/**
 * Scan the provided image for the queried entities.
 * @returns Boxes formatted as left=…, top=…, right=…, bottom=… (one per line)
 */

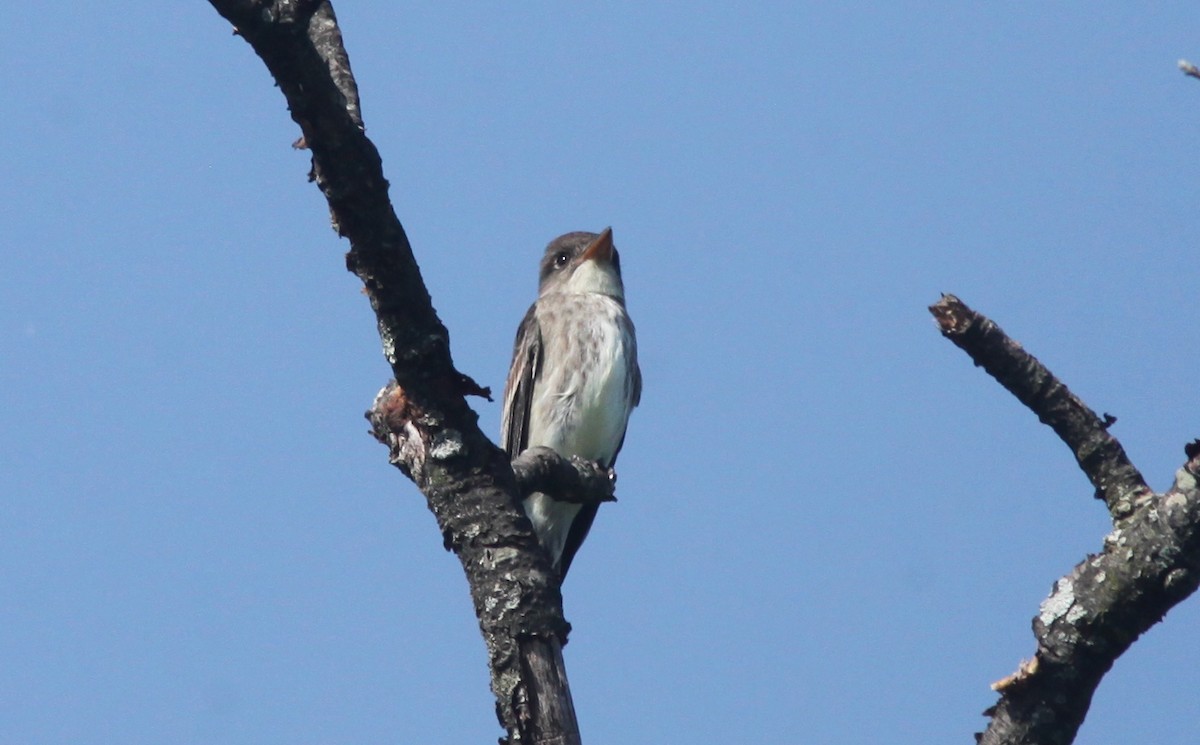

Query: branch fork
left=930, top=295, right=1200, bottom=745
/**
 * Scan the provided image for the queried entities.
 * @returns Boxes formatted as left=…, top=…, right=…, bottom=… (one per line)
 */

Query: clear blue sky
left=3, top=3, right=1199, bottom=743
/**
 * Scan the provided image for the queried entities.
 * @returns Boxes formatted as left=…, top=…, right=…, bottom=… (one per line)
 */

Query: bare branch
left=929, top=294, right=1151, bottom=518
left=207, top=3, right=579, bottom=741
left=978, top=444, right=1200, bottom=745
left=931, top=295, right=1200, bottom=745
left=511, top=447, right=617, bottom=505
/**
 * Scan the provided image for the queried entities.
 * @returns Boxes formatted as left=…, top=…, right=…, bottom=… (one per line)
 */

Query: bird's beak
left=579, top=227, right=614, bottom=264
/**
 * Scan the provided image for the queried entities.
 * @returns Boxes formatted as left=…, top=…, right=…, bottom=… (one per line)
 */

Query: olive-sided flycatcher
left=500, top=228, right=641, bottom=579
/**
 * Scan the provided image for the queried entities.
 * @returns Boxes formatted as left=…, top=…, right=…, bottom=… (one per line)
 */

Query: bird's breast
left=527, top=294, right=636, bottom=466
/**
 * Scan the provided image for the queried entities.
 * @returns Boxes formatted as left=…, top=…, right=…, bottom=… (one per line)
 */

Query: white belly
left=526, top=337, right=632, bottom=462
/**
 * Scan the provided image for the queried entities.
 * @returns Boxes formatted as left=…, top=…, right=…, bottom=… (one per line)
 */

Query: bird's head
left=537, top=227, right=625, bottom=299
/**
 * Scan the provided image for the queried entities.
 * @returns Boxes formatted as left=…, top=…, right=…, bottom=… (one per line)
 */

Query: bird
left=500, top=227, right=642, bottom=579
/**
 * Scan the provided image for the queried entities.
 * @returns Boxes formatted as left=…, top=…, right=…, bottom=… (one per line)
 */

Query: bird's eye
left=554, top=251, right=570, bottom=268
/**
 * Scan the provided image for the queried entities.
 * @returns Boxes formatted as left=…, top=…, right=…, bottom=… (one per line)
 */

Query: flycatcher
left=500, top=228, right=642, bottom=579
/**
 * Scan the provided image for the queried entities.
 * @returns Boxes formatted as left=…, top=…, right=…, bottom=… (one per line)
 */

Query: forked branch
left=930, top=294, right=1200, bottom=745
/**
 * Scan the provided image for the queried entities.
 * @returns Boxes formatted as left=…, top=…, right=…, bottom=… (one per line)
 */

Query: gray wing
left=500, top=303, right=542, bottom=457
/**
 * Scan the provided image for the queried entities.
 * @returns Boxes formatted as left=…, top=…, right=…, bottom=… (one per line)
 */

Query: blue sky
left=3, top=2, right=1200, bottom=743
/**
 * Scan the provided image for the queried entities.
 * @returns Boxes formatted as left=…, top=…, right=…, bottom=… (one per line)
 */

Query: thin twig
left=511, top=447, right=617, bottom=505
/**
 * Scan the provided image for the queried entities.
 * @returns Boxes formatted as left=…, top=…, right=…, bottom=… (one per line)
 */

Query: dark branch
left=929, top=294, right=1151, bottom=518
left=931, top=295, right=1200, bottom=745
left=512, top=447, right=617, bottom=505
left=366, top=385, right=580, bottom=744
left=978, top=445, right=1200, bottom=745
left=207, top=3, right=576, bottom=741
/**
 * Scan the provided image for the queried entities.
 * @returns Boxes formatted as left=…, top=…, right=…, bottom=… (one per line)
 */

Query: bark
left=205, top=2, right=587, bottom=741
left=930, top=295, right=1200, bottom=745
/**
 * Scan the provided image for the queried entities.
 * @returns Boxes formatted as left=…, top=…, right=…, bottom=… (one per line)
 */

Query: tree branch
left=929, top=294, right=1151, bottom=517
left=206, top=2, right=579, bottom=741
left=511, top=447, right=617, bottom=505
left=929, top=295, right=1200, bottom=745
